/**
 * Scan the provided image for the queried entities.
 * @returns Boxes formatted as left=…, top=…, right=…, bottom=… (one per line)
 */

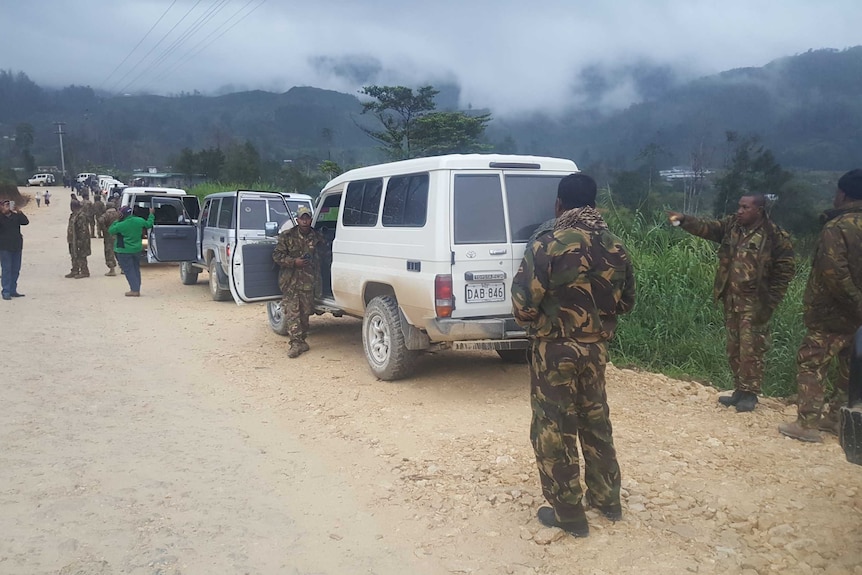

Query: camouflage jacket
left=67, top=210, right=91, bottom=257
left=512, top=206, right=636, bottom=342
left=93, top=200, right=107, bottom=218
left=680, top=215, right=795, bottom=312
left=99, top=207, right=120, bottom=236
left=272, top=226, right=327, bottom=293
left=803, top=200, right=862, bottom=333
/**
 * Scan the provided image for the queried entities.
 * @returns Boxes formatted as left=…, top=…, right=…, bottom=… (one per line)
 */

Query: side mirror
left=264, top=221, right=278, bottom=237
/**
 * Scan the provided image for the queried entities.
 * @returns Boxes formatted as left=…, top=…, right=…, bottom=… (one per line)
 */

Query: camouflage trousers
left=529, top=338, right=620, bottom=522
left=795, top=329, right=852, bottom=425
left=88, top=219, right=96, bottom=238
left=724, top=306, right=771, bottom=393
left=280, top=286, right=314, bottom=345
left=70, top=256, right=89, bottom=275
left=103, top=236, right=117, bottom=269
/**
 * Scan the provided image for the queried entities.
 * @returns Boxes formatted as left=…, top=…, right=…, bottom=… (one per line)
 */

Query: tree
left=198, top=147, right=225, bottom=180
left=713, top=135, right=792, bottom=217
left=359, top=85, right=439, bottom=159
left=175, top=147, right=196, bottom=175
left=319, top=160, right=343, bottom=181
left=411, top=112, right=492, bottom=156
left=15, top=123, right=33, bottom=151
left=223, top=141, right=260, bottom=184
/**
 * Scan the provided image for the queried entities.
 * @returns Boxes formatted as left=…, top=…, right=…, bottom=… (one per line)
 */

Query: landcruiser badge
left=466, top=250, right=476, bottom=259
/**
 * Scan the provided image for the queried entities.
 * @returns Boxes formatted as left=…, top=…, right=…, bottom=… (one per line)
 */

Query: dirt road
left=2, top=187, right=860, bottom=575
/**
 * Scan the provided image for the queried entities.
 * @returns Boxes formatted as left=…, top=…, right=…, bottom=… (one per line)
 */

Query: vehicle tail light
left=435, top=274, right=453, bottom=318
left=226, top=244, right=231, bottom=260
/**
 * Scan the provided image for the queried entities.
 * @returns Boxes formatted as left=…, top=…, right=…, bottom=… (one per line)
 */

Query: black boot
left=585, top=489, right=622, bottom=521
left=718, top=389, right=743, bottom=407
left=537, top=505, right=589, bottom=537
left=735, top=391, right=759, bottom=412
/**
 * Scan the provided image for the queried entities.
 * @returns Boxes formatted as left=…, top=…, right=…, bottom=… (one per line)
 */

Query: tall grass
left=606, top=210, right=809, bottom=396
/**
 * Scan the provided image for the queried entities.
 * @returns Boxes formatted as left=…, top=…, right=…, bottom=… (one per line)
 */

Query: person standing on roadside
left=109, top=205, right=154, bottom=297
left=272, top=205, right=326, bottom=358
left=512, top=174, right=636, bottom=538
left=668, top=194, right=795, bottom=412
left=35, top=190, right=42, bottom=207
left=66, top=200, right=91, bottom=279
left=779, top=169, right=862, bottom=442
left=92, top=195, right=106, bottom=238
left=44, top=190, right=51, bottom=207
left=98, top=200, right=121, bottom=276
left=0, top=199, right=30, bottom=300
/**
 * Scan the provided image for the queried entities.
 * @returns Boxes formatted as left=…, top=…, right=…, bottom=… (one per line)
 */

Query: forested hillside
left=1, top=47, right=860, bottom=173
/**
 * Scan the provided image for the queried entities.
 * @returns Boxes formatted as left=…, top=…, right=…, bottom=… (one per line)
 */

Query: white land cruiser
left=148, top=154, right=577, bottom=380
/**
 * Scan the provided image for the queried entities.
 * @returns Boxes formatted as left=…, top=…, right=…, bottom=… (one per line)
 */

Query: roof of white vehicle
left=122, top=187, right=187, bottom=195
left=324, top=154, right=578, bottom=188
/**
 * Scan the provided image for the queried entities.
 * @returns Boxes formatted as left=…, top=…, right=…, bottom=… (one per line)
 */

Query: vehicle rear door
left=229, top=191, right=295, bottom=304
left=450, top=172, right=512, bottom=319
left=147, top=196, right=198, bottom=262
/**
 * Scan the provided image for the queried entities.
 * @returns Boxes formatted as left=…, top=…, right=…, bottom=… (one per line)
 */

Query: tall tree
left=713, top=135, right=792, bottom=217
left=411, top=112, right=492, bottom=156
left=359, top=85, right=439, bottom=159
left=15, top=123, right=34, bottom=151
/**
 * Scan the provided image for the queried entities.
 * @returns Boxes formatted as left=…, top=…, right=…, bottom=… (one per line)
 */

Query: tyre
left=179, top=261, right=200, bottom=285
left=362, top=295, right=417, bottom=381
left=267, top=300, right=290, bottom=335
left=208, top=259, right=231, bottom=301
left=496, top=349, right=529, bottom=364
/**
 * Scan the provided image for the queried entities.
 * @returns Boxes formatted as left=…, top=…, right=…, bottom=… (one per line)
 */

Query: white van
left=76, top=172, right=97, bottom=184
left=27, top=173, right=55, bottom=186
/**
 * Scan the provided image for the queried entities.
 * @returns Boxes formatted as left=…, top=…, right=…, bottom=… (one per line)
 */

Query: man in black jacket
left=0, top=199, right=30, bottom=300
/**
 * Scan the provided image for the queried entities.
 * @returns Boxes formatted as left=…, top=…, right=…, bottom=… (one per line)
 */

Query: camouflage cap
left=296, top=205, right=312, bottom=218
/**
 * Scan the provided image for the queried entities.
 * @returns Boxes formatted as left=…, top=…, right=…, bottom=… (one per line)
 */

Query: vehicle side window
left=505, top=175, right=564, bottom=242
left=382, top=173, right=428, bottom=227
left=199, top=200, right=210, bottom=227
left=205, top=199, right=219, bottom=228
left=240, top=198, right=267, bottom=230
left=454, top=174, right=506, bottom=244
left=343, top=179, right=382, bottom=227
left=217, top=197, right=234, bottom=229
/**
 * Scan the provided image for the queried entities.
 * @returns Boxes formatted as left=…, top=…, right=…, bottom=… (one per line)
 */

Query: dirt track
left=2, top=187, right=860, bottom=575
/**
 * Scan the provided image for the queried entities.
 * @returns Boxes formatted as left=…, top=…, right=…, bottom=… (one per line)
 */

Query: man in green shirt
left=108, top=206, right=154, bottom=297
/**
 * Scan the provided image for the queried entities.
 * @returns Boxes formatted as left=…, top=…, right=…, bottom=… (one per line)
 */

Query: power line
left=109, top=0, right=207, bottom=94
left=99, top=0, right=179, bottom=91
left=156, top=0, right=267, bottom=87
left=120, top=0, right=233, bottom=93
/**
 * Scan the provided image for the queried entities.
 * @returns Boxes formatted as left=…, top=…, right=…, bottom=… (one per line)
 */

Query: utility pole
left=54, top=122, right=67, bottom=177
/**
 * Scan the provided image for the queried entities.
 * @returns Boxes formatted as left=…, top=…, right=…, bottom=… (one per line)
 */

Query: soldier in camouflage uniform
left=272, top=205, right=327, bottom=358
left=65, top=200, right=91, bottom=278
left=82, top=198, right=97, bottom=238
left=92, top=195, right=106, bottom=238
left=512, top=173, right=636, bottom=537
left=98, top=200, right=120, bottom=276
left=779, top=169, right=862, bottom=442
left=668, top=195, right=795, bottom=412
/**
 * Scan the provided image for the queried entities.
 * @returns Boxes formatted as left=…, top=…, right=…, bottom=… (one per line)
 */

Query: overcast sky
left=3, top=0, right=860, bottom=115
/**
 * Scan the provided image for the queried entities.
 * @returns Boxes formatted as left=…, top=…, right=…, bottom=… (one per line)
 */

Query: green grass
left=606, top=210, right=808, bottom=397
left=188, top=181, right=284, bottom=201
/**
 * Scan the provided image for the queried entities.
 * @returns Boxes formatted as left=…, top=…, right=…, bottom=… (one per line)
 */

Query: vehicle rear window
left=382, top=173, right=428, bottom=227
left=506, top=175, right=564, bottom=242
left=454, top=174, right=506, bottom=244
left=343, top=179, right=383, bottom=227
left=217, top=197, right=234, bottom=229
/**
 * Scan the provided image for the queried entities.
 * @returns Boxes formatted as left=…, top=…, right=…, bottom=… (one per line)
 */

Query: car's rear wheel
left=208, top=259, right=231, bottom=301
left=267, top=301, right=290, bottom=335
left=179, top=261, right=199, bottom=285
left=362, top=295, right=416, bottom=381
left=496, top=349, right=529, bottom=363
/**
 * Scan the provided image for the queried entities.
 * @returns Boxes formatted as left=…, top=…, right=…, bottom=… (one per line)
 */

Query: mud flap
left=839, top=326, right=862, bottom=465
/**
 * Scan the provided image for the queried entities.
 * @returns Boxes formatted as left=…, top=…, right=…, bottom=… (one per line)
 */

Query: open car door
left=147, top=196, right=198, bottom=263
left=229, top=191, right=296, bottom=304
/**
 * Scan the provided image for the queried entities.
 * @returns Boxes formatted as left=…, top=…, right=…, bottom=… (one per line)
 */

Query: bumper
left=425, top=316, right=526, bottom=343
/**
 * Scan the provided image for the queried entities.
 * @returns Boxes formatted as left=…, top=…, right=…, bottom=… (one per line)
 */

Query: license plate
left=465, top=282, right=505, bottom=303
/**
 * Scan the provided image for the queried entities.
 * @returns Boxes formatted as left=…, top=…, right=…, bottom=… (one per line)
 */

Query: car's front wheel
left=362, top=295, right=417, bottom=381
left=208, top=259, right=231, bottom=301
left=267, top=300, right=290, bottom=335
left=179, top=261, right=200, bottom=285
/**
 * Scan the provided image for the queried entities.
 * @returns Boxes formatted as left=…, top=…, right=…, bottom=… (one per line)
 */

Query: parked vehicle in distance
left=119, top=187, right=200, bottom=255
left=76, top=172, right=97, bottom=184
left=99, top=175, right=125, bottom=197
left=27, top=173, right=55, bottom=186
left=148, top=190, right=312, bottom=301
